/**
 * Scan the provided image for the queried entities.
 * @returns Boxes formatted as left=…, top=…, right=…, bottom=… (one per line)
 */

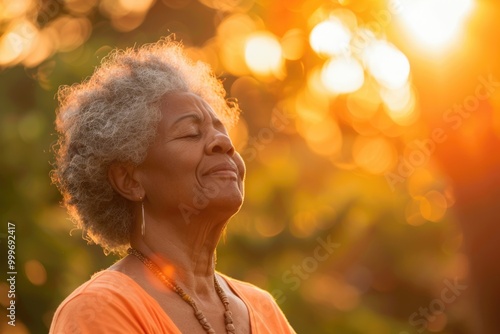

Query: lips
left=203, top=162, right=239, bottom=178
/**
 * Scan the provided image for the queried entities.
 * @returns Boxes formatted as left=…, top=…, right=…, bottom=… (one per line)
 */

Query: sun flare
left=398, top=0, right=474, bottom=49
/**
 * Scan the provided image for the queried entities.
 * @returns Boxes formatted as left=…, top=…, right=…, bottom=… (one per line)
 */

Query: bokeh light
left=0, top=20, right=37, bottom=66
left=281, top=28, right=306, bottom=61
left=398, top=0, right=474, bottom=48
left=64, top=0, right=98, bottom=15
left=417, top=190, right=449, bottom=222
left=381, top=84, right=419, bottom=126
left=255, top=215, right=285, bottom=237
left=297, top=115, right=343, bottom=157
left=0, top=0, right=34, bottom=20
left=198, top=0, right=255, bottom=12
left=321, top=57, right=364, bottom=94
left=364, top=40, right=410, bottom=90
left=217, top=13, right=256, bottom=76
left=346, top=82, right=381, bottom=121
left=99, top=0, right=155, bottom=31
left=352, top=135, right=396, bottom=174
left=25, top=260, right=47, bottom=286
left=245, top=32, right=283, bottom=77
left=295, top=86, right=330, bottom=123
left=309, top=18, right=352, bottom=57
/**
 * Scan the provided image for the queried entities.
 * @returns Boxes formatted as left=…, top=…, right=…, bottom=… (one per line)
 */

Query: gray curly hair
left=52, top=38, right=239, bottom=256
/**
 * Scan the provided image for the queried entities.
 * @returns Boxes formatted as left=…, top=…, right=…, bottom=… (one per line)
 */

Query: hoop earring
left=141, top=199, right=146, bottom=237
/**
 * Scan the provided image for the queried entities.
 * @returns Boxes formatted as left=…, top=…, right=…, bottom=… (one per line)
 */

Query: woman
left=49, top=39, right=296, bottom=334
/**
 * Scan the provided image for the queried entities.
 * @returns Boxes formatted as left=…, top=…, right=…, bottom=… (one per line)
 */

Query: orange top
left=50, top=270, right=296, bottom=334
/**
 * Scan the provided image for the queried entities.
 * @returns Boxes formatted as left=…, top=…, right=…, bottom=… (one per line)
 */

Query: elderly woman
left=49, top=39, right=296, bottom=334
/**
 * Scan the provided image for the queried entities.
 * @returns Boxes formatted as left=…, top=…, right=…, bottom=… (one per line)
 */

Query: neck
left=130, top=211, right=228, bottom=296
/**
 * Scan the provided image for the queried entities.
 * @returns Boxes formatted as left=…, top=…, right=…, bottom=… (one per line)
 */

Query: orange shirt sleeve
left=49, top=271, right=180, bottom=334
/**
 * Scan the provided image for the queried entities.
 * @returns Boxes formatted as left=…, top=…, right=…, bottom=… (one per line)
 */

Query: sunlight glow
left=352, top=136, right=396, bottom=174
left=118, top=0, right=155, bottom=12
left=309, top=19, right=351, bottom=56
left=0, top=32, right=24, bottom=64
left=364, top=40, right=410, bottom=90
left=417, top=190, right=448, bottom=222
left=245, top=32, right=283, bottom=76
left=0, top=0, right=33, bottom=20
left=295, top=87, right=329, bottom=123
left=297, top=116, right=343, bottom=157
left=218, top=14, right=256, bottom=76
left=398, top=0, right=474, bottom=48
left=281, top=28, right=306, bottom=60
left=346, top=82, right=381, bottom=120
left=0, top=21, right=37, bottom=66
left=321, top=57, right=364, bottom=94
left=381, top=84, right=418, bottom=125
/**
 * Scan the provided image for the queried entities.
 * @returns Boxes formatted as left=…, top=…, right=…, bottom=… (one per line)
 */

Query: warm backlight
left=245, top=32, right=282, bottom=76
left=398, top=0, right=474, bottom=48
left=364, top=40, right=410, bottom=90
left=321, top=57, right=364, bottom=94
left=309, top=19, right=351, bottom=56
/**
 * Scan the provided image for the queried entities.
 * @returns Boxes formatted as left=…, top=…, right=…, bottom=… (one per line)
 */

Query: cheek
left=141, top=155, right=197, bottom=192
left=167, top=152, right=205, bottom=191
left=233, top=151, right=246, bottom=180
left=143, top=165, right=200, bottom=209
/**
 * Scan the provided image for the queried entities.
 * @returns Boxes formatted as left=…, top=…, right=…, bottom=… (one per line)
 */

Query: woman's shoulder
left=52, top=270, right=141, bottom=317
left=61, top=270, right=137, bottom=300
left=50, top=270, right=179, bottom=333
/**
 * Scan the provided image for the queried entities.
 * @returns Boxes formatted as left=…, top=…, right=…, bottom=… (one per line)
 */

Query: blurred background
left=1, top=0, right=500, bottom=333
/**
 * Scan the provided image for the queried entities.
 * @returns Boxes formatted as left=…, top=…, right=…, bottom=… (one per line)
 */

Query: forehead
left=154, top=92, right=226, bottom=141
left=159, top=91, right=215, bottom=121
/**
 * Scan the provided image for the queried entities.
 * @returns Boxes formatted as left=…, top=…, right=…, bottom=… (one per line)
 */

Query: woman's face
left=137, top=92, right=245, bottom=223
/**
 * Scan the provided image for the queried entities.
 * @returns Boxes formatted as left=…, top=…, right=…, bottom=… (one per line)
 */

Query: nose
left=206, top=131, right=235, bottom=156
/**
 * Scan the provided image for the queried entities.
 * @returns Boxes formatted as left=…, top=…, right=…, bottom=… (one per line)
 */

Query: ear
left=108, top=162, right=144, bottom=201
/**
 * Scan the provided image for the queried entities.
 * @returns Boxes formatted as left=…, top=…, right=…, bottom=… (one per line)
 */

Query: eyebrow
left=172, top=113, right=202, bottom=126
left=172, top=112, right=224, bottom=129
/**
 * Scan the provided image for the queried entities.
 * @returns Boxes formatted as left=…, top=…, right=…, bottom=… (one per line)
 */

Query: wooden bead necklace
left=127, top=248, right=236, bottom=334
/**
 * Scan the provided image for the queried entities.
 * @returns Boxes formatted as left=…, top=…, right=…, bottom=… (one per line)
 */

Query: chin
left=192, top=180, right=244, bottom=217
left=207, top=193, right=244, bottom=217
left=218, top=193, right=244, bottom=210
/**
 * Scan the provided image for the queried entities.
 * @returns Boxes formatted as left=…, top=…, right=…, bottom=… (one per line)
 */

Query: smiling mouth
left=203, top=163, right=239, bottom=179
left=208, top=170, right=238, bottom=178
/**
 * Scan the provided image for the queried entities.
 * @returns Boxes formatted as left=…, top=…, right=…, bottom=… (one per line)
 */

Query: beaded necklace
left=127, top=248, right=236, bottom=334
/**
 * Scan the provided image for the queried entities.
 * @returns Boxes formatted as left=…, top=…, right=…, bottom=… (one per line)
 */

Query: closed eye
left=180, top=133, right=201, bottom=139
